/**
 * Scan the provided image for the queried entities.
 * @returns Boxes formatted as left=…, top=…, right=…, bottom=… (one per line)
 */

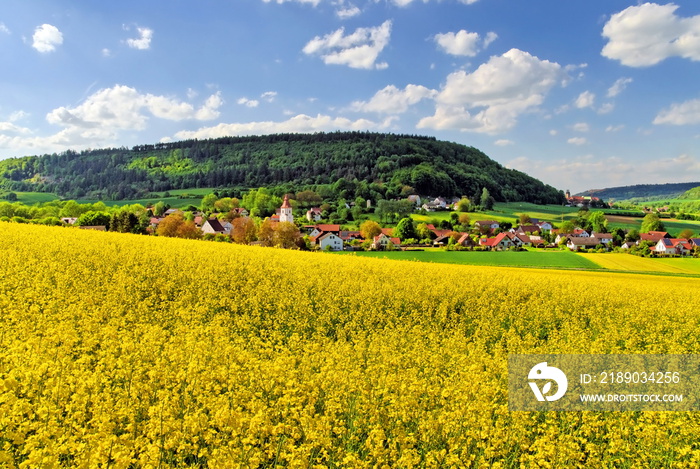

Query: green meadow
left=336, top=248, right=602, bottom=270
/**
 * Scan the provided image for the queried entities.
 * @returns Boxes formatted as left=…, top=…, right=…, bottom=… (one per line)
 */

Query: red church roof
left=281, top=194, right=292, bottom=209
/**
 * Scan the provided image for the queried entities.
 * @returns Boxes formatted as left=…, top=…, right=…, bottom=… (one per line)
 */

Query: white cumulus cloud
left=351, top=84, right=437, bottom=113
left=418, top=48, right=565, bottom=134
left=654, top=99, right=700, bottom=125
left=174, top=114, right=394, bottom=140
left=567, top=137, right=587, bottom=145
left=494, top=139, right=514, bottom=146
left=261, top=91, right=278, bottom=102
left=602, top=3, right=700, bottom=67
left=575, top=91, right=595, bottom=109
left=46, top=86, right=221, bottom=131
left=434, top=30, right=497, bottom=57
left=572, top=122, right=589, bottom=132
left=237, top=97, right=260, bottom=108
left=0, top=122, right=31, bottom=134
left=598, top=103, right=615, bottom=115
left=126, top=27, right=153, bottom=50
left=195, top=92, right=224, bottom=120
left=0, top=23, right=10, bottom=34
left=0, top=85, right=225, bottom=154
left=303, top=20, right=392, bottom=70
left=607, top=77, right=633, bottom=97
left=32, top=24, right=63, bottom=53
left=606, top=124, right=625, bottom=132
left=337, top=5, right=361, bottom=19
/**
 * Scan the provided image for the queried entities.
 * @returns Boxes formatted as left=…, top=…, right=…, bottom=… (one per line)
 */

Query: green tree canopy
left=76, top=211, right=111, bottom=228
left=588, top=211, right=608, bottom=233
left=394, top=217, right=417, bottom=240
left=481, top=188, right=494, bottom=210
left=640, top=213, right=665, bottom=233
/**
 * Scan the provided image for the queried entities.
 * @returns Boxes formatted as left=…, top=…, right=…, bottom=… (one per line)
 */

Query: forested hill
left=577, top=182, right=700, bottom=201
left=0, top=132, right=563, bottom=204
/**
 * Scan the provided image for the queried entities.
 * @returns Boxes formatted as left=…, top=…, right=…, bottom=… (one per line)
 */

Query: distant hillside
left=678, top=186, right=700, bottom=200
left=0, top=132, right=563, bottom=204
left=577, top=182, right=700, bottom=201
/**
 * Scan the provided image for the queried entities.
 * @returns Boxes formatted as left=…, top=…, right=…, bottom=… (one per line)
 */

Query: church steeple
left=280, top=194, right=293, bottom=223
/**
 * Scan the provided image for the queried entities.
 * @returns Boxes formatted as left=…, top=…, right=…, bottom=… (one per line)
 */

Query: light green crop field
left=75, top=196, right=203, bottom=209
left=3, top=192, right=60, bottom=205
left=583, top=253, right=700, bottom=275
left=336, top=248, right=603, bottom=270
left=411, top=203, right=579, bottom=226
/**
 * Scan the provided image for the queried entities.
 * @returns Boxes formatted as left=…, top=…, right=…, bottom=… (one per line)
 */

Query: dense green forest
left=0, top=132, right=563, bottom=204
left=578, top=182, right=700, bottom=201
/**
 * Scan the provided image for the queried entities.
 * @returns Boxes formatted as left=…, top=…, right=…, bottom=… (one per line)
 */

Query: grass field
left=75, top=195, right=204, bottom=209
left=582, top=253, right=700, bottom=275
left=337, top=248, right=602, bottom=270
left=2, top=191, right=60, bottom=205
left=410, top=203, right=700, bottom=236
left=411, top=202, right=579, bottom=226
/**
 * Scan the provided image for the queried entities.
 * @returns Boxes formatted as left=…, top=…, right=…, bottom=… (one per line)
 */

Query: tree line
left=0, top=132, right=564, bottom=204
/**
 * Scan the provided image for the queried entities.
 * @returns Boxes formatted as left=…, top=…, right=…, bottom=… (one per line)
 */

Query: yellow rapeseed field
left=1, top=222, right=700, bottom=468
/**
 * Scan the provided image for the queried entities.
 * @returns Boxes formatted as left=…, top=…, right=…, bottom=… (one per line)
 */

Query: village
left=69, top=192, right=696, bottom=257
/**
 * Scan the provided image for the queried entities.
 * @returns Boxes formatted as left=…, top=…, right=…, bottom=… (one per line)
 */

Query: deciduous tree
left=641, top=213, right=664, bottom=233
left=156, top=212, right=185, bottom=237
left=258, top=218, right=275, bottom=247
left=394, top=217, right=417, bottom=241
left=232, top=217, right=257, bottom=244
left=360, top=220, right=382, bottom=241
left=274, top=222, right=302, bottom=249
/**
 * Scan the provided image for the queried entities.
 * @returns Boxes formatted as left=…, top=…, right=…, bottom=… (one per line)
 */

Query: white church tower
left=280, top=194, right=293, bottom=223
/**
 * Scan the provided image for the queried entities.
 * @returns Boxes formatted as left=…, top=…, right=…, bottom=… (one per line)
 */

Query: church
left=279, top=194, right=293, bottom=223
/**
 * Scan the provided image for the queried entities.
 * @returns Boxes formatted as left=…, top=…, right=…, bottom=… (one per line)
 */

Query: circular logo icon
left=528, top=361, right=568, bottom=402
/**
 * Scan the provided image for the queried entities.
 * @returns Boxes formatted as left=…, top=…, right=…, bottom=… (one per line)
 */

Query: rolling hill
left=577, top=182, right=700, bottom=201
left=0, top=132, right=563, bottom=204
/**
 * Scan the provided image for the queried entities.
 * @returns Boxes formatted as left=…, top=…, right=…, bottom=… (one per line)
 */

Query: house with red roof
left=372, top=233, right=401, bottom=250
left=306, top=207, right=322, bottom=222
left=651, top=238, right=692, bottom=256
left=479, top=232, right=517, bottom=250
left=307, top=224, right=341, bottom=238
left=640, top=231, right=671, bottom=243
left=455, top=233, right=475, bottom=247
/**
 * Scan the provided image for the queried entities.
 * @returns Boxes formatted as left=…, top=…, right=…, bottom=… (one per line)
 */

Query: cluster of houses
left=564, top=190, right=602, bottom=208
left=626, top=231, right=700, bottom=256
left=304, top=224, right=400, bottom=251
left=467, top=224, right=699, bottom=256
left=415, top=196, right=462, bottom=212
left=146, top=207, right=249, bottom=235
left=105, top=194, right=699, bottom=256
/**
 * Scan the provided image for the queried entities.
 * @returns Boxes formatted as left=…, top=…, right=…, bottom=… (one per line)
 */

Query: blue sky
left=1, top=1, right=699, bottom=193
